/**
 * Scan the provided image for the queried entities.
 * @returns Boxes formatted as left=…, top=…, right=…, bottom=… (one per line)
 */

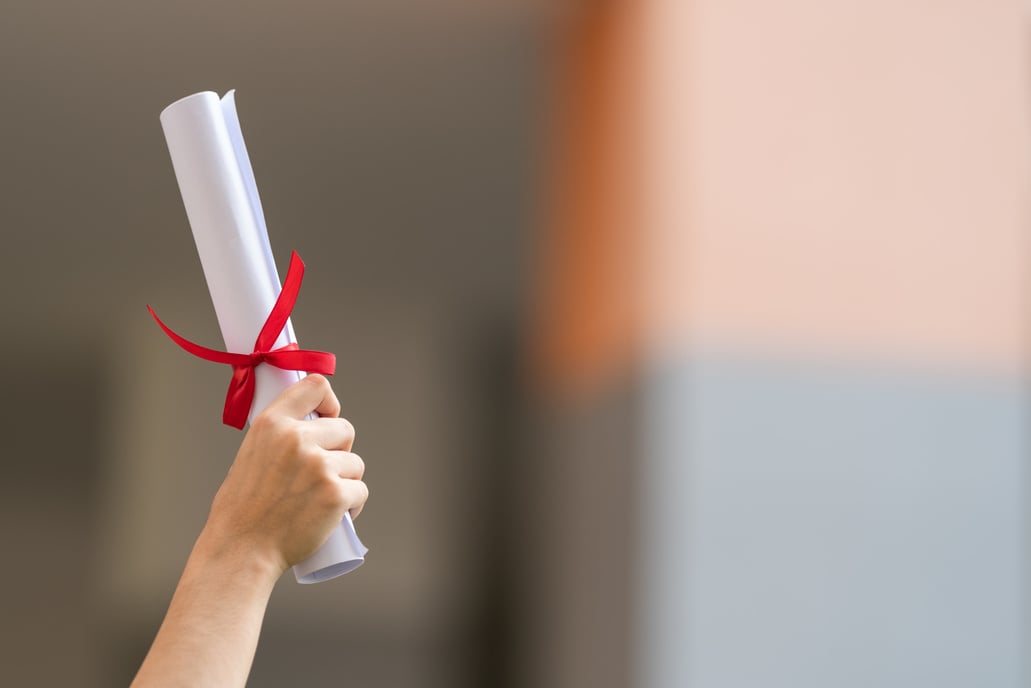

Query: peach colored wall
left=640, top=0, right=1031, bottom=373
left=536, top=0, right=1029, bottom=392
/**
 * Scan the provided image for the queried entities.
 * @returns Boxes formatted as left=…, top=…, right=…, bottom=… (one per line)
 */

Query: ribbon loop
left=147, top=251, right=336, bottom=429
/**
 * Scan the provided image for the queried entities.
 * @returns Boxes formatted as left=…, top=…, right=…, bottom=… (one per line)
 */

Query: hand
left=198, top=374, right=368, bottom=579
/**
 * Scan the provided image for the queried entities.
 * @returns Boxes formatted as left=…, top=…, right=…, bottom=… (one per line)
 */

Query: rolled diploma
left=160, top=90, right=368, bottom=583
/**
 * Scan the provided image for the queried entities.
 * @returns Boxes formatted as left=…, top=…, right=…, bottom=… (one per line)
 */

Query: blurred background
left=1, top=0, right=1028, bottom=686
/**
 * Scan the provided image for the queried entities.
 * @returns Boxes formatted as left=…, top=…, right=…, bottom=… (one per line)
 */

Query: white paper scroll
left=160, top=90, right=367, bottom=583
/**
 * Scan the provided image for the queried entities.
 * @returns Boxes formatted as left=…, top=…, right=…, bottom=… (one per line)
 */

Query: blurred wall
left=0, top=2, right=553, bottom=686
left=524, top=1, right=1030, bottom=687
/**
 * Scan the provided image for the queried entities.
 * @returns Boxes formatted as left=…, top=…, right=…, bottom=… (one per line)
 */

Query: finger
left=339, top=479, right=369, bottom=520
left=265, top=374, right=339, bottom=420
left=306, top=417, right=355, bottom=452
left=324, top=450, right=364, bottom=480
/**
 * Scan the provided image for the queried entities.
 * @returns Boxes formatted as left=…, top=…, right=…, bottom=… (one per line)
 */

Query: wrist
left=190, top=527, right=286, bottom=594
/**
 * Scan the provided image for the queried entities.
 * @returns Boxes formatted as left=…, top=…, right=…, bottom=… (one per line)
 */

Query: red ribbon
left=147, top=251, right=336, bottom=429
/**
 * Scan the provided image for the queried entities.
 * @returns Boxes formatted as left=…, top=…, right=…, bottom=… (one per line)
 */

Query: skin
left=130, top=374, right=368, bottom=688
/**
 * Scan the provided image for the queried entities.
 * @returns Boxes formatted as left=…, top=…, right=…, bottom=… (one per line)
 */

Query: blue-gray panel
left=638, top=359, right=1027, bottom=688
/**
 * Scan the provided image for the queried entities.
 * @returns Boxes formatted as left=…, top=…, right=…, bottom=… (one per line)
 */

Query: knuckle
left=297, top=444, right=322, bottom=468
left=325, top=417, right=353, bottom=447
left=315, top=478, right=344, bottom=509
left=305, top=373, right=330, bottom=392
left=327, top=392, right=342, bottom=413
left=284, top=420, right=304, bottom=444
left=350, top=453, right=365, bottom=479
left=276, top=422, right=306, bottom=456
left=347, top=481, right=369, bottom=519
left=250, top=410, right=277, bottom=435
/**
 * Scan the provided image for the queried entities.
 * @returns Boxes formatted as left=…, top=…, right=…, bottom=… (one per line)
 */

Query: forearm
left=130, top=529, right=283, bottom=688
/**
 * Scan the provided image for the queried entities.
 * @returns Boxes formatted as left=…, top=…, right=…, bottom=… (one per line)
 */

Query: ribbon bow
left=147, top=251, right=336, bottom=429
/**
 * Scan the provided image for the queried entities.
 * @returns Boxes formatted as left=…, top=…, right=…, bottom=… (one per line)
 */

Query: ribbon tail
left=254, top=251, right=305, bottom=353
left=223, top=365, right=256, bottom=429
left=147, top=306, right=251, bottom=366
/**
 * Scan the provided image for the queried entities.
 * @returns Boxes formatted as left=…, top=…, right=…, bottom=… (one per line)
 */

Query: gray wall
left=0, top=3, right=552, bottom=686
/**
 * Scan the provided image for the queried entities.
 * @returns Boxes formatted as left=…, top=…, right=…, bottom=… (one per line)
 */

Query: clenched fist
left=202, top=374, right=369, bottom=576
